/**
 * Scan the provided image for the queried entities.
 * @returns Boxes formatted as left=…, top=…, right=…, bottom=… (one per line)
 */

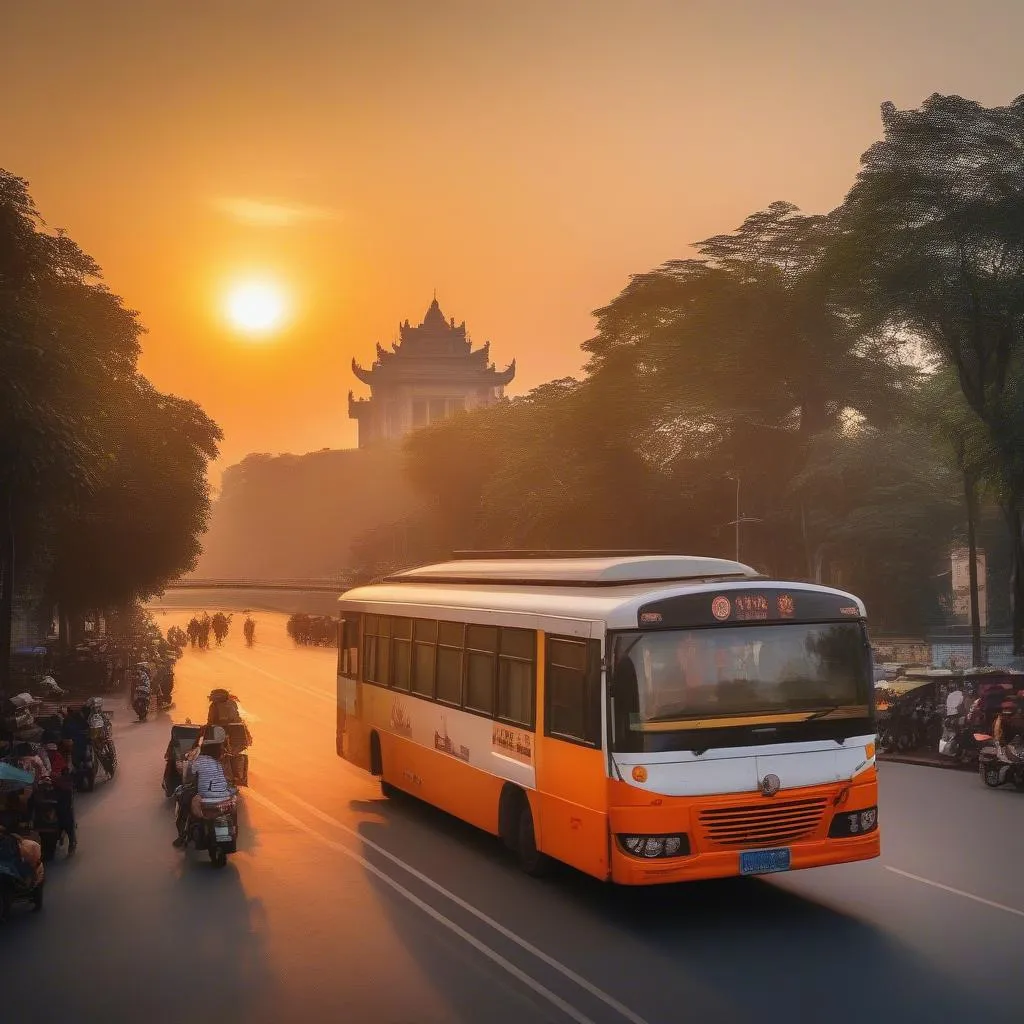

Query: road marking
left=247, top=789, right=608, bottom=1024
left=254, top=788, right=650, bottom=1024
left=886, top=866, right=1024, bottom=920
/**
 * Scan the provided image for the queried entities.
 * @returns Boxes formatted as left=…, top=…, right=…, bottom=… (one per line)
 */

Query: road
left=3, top=607, right=1023, bottom=1024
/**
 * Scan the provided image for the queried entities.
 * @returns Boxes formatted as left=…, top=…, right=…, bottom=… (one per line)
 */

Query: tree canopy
left=351, top=93, right=1024, bottom=647
left=0, top=168, right=221, bottom=682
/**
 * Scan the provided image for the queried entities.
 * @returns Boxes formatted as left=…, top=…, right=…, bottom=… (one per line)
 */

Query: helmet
left=202, top=726, right=226, bottom=747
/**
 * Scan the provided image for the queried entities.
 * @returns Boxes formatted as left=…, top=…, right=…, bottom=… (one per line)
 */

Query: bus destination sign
left=637, top=588, right=862, bottom=629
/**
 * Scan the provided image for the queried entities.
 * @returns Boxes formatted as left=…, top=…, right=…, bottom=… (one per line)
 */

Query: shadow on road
left=352, top=791, right=998, bottom=1024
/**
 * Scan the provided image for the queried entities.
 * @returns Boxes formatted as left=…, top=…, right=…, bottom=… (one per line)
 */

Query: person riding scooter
left=207, top=689, right=252, bottom=785
left=173, top=726, right=234, bottom=848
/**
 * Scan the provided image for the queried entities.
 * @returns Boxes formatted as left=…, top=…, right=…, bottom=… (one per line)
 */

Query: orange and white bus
left=336, top=553, right=879, bottom=885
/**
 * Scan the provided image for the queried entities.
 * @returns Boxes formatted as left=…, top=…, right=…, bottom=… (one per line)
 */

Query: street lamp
left=726, top=473, right=740, bottom=561
left=724, top=472, right=761, bottom=562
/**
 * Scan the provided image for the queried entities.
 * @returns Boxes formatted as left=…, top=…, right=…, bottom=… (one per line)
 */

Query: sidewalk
left=878, top=750, right=974, bottom=771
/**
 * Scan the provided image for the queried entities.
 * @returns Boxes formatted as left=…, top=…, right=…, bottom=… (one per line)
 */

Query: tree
left=583, top=202, right=914, bottom=577
left=0, top=170, right=142, bottom=685
left=43, top=375, right=221, bottom=617
left=0, top=169, right=219, bottom=683
left=840, top=93, right=1024, bottom=651
left=786, top=421, right=961, bottom=634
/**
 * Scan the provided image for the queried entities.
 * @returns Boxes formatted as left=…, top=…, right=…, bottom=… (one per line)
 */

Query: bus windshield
left=612, top=622, right=871, bottom=737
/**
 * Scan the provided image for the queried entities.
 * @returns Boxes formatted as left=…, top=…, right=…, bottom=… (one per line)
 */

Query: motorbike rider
left=207, top=688, right=241, bottom=727
left=173, top=726, right=234, bottom=848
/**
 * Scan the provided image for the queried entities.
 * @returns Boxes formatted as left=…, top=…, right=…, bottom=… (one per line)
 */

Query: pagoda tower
left=348, top=297, right=516, bottom=448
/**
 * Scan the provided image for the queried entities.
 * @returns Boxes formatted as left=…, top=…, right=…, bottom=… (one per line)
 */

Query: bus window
left=339, top=615, right=361, bottom=679
left=392, top=617, right=413, bottom=691
left=545, top=637, right=600, bottom=746
left=497, top=628, right=536, bottom=727
left=465, top=625, right=498, bottom=714
left=412, top=619, right=437, bottom=698
left=612, top=622, right=871, bottom=751
left=436, top=620, right=464, bottom=705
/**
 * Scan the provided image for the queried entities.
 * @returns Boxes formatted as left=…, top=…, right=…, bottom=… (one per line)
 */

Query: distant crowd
left=286, top=614, right=337, bottom=647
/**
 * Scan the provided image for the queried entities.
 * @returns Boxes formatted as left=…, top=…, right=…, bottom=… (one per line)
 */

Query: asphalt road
left=3, top=607, right=1023, bottom=1024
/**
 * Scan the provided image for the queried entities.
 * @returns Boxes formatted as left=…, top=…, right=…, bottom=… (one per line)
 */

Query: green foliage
left=44, top=376, right=221, bottom=610
left=0, top=168, right=221, bottom=655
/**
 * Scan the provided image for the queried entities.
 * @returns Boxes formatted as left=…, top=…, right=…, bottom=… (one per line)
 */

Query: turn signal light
left=631, top=765, right=648, bottom=783
left=865, top=741, right=876, bottom=760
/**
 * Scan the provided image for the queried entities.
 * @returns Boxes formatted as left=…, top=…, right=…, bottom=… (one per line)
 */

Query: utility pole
left=727, top=473, right=740, bottom=560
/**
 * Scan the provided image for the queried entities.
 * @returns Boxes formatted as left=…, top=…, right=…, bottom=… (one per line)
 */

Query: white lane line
left=886, top=866, right=1024, bottom=920
left=266, top=789, right=650, bottom=1024
left=218, top=651, right=335, bottom=705
left=246, top=788, right=603, bottom=1024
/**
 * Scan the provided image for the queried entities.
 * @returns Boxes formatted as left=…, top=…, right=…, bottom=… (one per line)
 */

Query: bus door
left=535, top=633, right=609, bottom=879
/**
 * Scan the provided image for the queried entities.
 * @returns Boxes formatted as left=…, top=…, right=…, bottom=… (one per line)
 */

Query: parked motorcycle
left=978, top=738, right=1024, bottom=789
left=0, top=830, right=44, bottom=921
left=938, top=719, right=991, bottom=764
left=181, top=790, right=239, bottom=868
left=73, top=697, right=116, bottom=791
left=87, top=697, right=117, bottom=776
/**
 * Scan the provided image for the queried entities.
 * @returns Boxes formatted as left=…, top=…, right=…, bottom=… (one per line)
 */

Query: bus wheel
left=515, top=800, right=551, bottom=878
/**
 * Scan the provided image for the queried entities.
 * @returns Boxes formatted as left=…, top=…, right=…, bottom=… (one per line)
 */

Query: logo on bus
left=711, top=596, right=732, bottom=620
left=760, top=773, right=781, bottom=797
left=492, top=723, right=532, bottom=764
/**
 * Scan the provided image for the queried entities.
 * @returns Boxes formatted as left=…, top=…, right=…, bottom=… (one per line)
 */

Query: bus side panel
left=380, top=731, right=503, bottom=835
left=535, top=737, right=610, bottom=880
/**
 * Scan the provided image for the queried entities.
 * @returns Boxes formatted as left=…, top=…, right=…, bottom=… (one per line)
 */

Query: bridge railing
left=163, top=579, right=353, bottom=593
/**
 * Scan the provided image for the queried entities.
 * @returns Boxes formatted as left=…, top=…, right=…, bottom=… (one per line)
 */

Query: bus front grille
left=697, top=797, right=829, bottom=849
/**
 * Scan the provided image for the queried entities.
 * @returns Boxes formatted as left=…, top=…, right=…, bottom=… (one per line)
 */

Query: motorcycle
left=132, top=691, right=150, bottom=722
left=939, top=718, right=991, bottom=764
left=0, top=830, right=45, bottom=921
left=180, top=790, right=239, bottom=868
left=978, top=738, right=1024, bottom=789
left=74, top=697, right=116, bottom=791
left=88, top=698, right=117, bottom=776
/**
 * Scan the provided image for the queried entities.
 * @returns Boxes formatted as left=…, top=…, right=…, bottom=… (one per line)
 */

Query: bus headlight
left=827, top=806, right=878, bottom=838
left=617, top=833, right=691, bottom=859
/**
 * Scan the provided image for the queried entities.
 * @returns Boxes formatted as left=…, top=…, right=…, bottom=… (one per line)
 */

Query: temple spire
left=348, top=298, right=516, bottom=448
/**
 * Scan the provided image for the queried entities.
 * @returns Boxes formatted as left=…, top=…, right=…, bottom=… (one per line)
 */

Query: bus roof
left=384, top=554, right=759, bottom=587
left=339, top=557, right=866, bottom=632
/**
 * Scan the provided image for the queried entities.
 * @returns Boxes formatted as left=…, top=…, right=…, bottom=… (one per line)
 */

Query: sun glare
left=224, top=279, right=289, bottom=336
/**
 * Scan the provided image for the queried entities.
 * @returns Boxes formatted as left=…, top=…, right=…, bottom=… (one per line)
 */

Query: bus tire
left=515, top=797, right=551, bottom=878
left=369, top=732, right=383, bottom=776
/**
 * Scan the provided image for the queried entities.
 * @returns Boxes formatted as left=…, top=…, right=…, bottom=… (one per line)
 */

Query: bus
left=335, top=553, right=879, bottom=885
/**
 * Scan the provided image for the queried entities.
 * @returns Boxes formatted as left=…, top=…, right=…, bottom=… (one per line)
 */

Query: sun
left=223, top=278, right=289, bottom=336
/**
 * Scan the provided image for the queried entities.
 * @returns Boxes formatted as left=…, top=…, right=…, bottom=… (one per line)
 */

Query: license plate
left=214, top=825, right=231, bottom=841
left=740, top=847, right=791, bottom=876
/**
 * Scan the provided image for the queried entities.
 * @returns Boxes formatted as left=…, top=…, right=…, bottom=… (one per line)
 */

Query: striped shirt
left=189, top=754, right=232, bottom=803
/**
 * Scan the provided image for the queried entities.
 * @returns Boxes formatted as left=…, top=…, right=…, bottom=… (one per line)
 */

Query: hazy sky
left=3, top=1, right=1023, bottom=473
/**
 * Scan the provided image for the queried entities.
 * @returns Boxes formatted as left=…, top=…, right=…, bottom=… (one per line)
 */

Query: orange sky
left=3, top=1, right=1023, bottom=478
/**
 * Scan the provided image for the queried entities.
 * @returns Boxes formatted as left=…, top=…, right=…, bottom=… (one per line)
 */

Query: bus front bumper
left=609, top=830, right=880, bottom=885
